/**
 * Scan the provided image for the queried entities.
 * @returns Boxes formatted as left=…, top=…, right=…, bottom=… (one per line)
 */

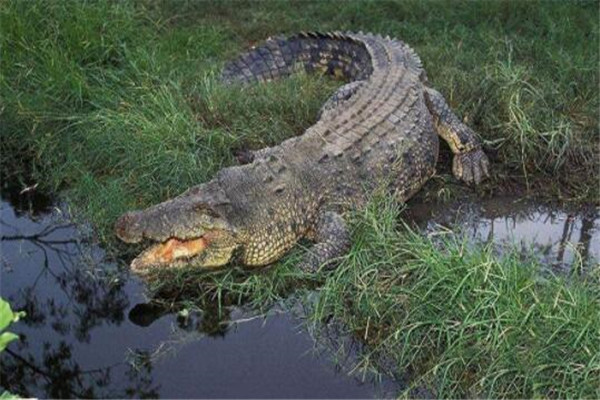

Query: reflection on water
left=0, top=192, right=395, bottom=399
left=405, top=197, right=599, bottom=273
left=0, top=199, right=157, bottom=398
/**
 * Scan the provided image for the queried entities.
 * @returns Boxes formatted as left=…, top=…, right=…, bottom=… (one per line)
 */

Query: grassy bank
left=312, top=197, right=599, bottom=398
left=1, top=1, right=598, bottom=238
left=1, top=1, right=599, bottom=398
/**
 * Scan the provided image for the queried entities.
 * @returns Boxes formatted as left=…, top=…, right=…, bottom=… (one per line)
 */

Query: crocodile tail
left=221, top=31, right=374, bottom=84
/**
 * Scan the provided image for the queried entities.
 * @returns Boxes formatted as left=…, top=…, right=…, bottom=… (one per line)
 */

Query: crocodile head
left=115, top=182, right=239, bottom=274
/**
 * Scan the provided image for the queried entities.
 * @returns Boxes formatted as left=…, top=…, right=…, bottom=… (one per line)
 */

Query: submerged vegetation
left=1, top=1, right=599, bottom=398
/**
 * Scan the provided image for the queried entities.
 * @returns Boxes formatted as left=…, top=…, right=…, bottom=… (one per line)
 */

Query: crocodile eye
left=193, top=203, right=221, bottom=218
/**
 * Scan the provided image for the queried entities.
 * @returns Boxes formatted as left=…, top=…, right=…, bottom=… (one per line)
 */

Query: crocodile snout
left=115, top=210, right=144, bottom=243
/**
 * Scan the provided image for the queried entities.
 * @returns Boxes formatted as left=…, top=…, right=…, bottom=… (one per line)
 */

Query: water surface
left=405, top=196, right=599, bottom=273
left=1, top=189, right=598, bottom=398
left=0, top=193, right=395, bottom=398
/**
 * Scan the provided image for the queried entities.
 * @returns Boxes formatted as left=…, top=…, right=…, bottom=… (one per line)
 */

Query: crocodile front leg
left=299, top=211, right=350, bottom=272
left=424, top=87, right=490, bottom=185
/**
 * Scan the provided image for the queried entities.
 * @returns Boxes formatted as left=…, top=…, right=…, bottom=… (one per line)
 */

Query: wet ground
left=1, top=187, right=598, bottom=398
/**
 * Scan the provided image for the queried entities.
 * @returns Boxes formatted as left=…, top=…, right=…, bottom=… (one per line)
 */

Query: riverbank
left=1, top=1, right=598, bottom=398
left=143, top=193, right=599, bottom=398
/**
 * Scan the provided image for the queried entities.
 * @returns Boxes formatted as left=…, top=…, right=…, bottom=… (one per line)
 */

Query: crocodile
left=115, top=31, right=490, bottom=274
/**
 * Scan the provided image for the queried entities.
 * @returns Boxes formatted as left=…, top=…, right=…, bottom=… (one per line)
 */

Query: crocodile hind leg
left=424, top=87, right=490, bottom=185
left=299, top=211, right=350, bottom=272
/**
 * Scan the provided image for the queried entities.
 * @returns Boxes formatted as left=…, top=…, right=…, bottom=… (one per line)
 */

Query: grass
left=1, top=1, right=599, bottom=398
left=1, top=1, right=598, bottom=233
left=311, top=197, right=600, bottom=398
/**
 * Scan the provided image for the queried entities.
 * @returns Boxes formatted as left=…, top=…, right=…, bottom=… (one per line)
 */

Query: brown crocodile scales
left=115, top=31, right=490, bottom=274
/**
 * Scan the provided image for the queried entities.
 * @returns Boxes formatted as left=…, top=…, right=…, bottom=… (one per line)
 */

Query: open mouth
left=131, top=237, right=208, bottom=272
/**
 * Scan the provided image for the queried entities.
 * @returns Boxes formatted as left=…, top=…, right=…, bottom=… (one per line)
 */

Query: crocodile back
left=221, top=32, right=373, bottom=83
left=210, top=33, right=441, bottom=265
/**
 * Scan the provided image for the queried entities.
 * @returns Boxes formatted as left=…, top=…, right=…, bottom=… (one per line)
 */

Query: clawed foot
left=452, top=149, right=490, bottom=185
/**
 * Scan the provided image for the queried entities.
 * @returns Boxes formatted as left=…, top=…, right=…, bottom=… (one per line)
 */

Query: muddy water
left=0, top=192, right=396, bottom=399
left=1, top=189, right=598, bottom=399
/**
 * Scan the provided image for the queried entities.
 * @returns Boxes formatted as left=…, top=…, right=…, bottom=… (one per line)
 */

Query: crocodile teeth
left=131, top=237, right=207, bottom=271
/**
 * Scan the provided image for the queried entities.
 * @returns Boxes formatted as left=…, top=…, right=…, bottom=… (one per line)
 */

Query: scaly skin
left=115, top=32, right=490, bottom=274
